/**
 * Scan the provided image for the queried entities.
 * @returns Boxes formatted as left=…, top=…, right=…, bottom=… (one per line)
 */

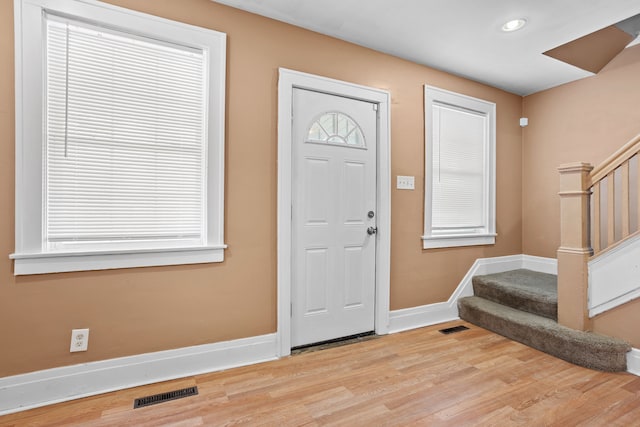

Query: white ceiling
left=212, top=0, right=640, bottom=95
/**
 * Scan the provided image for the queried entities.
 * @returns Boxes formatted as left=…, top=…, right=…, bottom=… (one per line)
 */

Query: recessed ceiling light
left=502, top=18, right=527, bottom=32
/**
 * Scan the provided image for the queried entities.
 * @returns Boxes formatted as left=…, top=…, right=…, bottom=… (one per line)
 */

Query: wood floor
left=2, top=320, right=639, bottom=426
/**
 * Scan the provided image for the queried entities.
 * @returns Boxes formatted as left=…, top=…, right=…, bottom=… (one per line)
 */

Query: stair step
left=473, top=269, right=557, bottom=320
left=458, top=296, right=630, bottom=372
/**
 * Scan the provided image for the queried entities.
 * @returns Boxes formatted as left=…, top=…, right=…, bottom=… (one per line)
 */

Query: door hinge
left=373, top=103, right=378, bottom=111
left=290, top=302, right=293, bottom=317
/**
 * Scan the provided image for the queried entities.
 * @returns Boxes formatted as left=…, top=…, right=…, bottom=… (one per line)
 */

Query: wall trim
left=521, top=254, right=558, bottom=274
left=627, top=348, right=640, bottom=376
left=0, top=254, right=563, bottom=414
left=277, top=68, right=392, bottom=357
left=588, top=233, right=640, bottom=318
left=0, top=333, right=277, bottom=416
left=388, top=254, right=557, bottom=333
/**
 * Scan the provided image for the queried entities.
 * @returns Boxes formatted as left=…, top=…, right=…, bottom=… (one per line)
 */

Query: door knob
left=367, top=226, right=378, bottom=235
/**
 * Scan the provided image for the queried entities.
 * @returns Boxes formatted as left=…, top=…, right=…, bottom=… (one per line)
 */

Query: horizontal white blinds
left=432, top=104, right=486, bottom=230
left=45, top=16, right=207, bottom=247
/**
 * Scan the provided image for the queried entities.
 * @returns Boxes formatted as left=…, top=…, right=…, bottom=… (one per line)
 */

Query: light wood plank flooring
left=2, top=321, right=639, bottom=426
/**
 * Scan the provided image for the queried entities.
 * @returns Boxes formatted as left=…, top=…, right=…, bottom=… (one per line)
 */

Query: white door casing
left=291, top=89, right=377, bottom=347
left=277, top=68, right=391, bottom=356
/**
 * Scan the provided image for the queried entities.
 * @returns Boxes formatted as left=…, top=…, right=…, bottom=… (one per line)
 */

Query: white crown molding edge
left=388, top=254, right=557, bottom=333
left=0, top=333, right=277, bottom=415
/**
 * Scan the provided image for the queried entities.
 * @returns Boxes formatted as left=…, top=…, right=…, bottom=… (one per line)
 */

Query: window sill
left=9, top=245, right=227, bottom=275
left=421, top=234, right=496, bottom=249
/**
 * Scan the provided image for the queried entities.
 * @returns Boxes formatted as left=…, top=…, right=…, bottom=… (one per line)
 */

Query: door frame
left=277, top=68, right=391, bottom=357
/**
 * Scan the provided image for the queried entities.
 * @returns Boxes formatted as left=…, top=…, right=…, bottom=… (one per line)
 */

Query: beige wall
left=0, top=0, right=523, bottom=377
left=522, top=45, right=640, bottom=257
left=522, top=45, right=640, bottom=346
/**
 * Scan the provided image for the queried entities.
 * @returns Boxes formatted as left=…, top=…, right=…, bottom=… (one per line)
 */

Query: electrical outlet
left=396, top=175, right=415, bottom=190
left=70, top=328, right=89, bottom=352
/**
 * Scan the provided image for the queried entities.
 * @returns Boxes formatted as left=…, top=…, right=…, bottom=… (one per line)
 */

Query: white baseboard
left=627, top=348, right=640, bottom=376
left=521, top=254, right=557, bottom=275
left=388, top=254, right=554, bottom=333
left=0, top=333, right=278, bottom=416
left=0, top=254, right=560, bottom=415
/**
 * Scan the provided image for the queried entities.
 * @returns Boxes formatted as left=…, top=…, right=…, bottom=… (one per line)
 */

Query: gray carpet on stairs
left=458, top=297, right=630, bottom=371
left=473, top=269, right=557, bottom=320
left=459, top=269, right=631, bottom=372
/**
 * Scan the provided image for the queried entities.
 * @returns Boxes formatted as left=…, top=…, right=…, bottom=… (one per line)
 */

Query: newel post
left=557, top=162, right=593, bottom=331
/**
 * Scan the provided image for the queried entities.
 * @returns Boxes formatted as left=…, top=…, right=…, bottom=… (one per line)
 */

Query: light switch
left=397, top=175, right=415, bottom=190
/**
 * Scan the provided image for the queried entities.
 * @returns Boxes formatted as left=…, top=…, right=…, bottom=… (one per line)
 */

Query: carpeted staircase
left=458, top=269, right=631, bottom=372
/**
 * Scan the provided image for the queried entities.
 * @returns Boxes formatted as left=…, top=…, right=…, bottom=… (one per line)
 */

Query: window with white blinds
left=46, top=16, right=206, bottom=250
left=423, top=86, right=496, bottom=249
left=12, top=0, right=227, bottom=274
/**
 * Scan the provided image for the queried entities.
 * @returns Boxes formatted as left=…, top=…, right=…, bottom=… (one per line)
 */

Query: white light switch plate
left=396, top=175, right=415, bottom=190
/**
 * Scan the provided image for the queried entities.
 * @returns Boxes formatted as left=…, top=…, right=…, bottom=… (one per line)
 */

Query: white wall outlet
left=396, top=175, right=415, bottom=190
left=70, top=328, right=89, bottom=352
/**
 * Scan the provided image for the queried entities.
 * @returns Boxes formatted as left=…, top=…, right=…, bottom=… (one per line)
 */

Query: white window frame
left=11, top=0, right=227, bottom=275
left=422, top=85, right=496, bottom=249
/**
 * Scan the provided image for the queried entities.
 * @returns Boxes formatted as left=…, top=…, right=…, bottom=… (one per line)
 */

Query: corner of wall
left=520, top=94, right=527, bottom=255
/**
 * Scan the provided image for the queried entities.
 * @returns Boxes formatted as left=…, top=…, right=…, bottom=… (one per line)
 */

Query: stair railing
left=558, top=133, right=640, bottom=331
left=589, top=134, right=640, bottom=255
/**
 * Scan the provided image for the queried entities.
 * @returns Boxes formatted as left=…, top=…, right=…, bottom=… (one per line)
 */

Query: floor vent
left=133, top=386, right=198, bottom=409
left=439, top=325, right=470, bottom=335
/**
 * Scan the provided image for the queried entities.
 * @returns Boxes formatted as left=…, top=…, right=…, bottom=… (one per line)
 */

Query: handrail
left=558, top=131, right=640, bottom=326
left=588, top=131, right=640, bottom=257
left=589, top=132, right=640, bottom=185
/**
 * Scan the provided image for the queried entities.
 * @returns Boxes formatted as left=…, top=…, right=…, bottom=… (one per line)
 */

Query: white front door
left=291, top=88, right=378, bottom=347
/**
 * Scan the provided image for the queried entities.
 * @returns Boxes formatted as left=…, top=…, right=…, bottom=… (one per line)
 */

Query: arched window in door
left=307, top=111, right=366, bottom=148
